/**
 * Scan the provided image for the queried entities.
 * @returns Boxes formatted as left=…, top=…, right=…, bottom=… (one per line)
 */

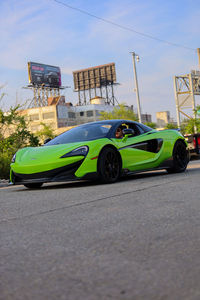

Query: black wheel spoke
left=98, top=148, right=121, bottom=183
left=176, top=154, right=184, bottom=167
left=167, top=141, right=188, bottom=174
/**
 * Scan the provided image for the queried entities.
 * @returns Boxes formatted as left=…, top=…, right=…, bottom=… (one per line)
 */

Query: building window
left=86, top=110, right=93, bottom=117
left=42, top=112, right=55, bottom=119
left=80, top=111, right=84, bottom=116
left=58, top=122, right=68, bottom=128
left=68, top=112, right=76, bottom=119
left=95, top=110, right=102, bottom=116
left=29, top=114, right=39, bottom=121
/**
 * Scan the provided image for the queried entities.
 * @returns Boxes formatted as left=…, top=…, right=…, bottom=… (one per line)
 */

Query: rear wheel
left=167, top=140, right=188, bottom=173
left=24, top=183, right=43, bottom=189
left=98, top=147, right=121, bottom=183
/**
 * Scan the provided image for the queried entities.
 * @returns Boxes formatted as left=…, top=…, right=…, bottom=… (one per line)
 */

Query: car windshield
left=45, top=123, right=112, bottom=145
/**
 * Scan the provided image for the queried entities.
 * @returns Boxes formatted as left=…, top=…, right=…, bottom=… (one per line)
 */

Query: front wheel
left=98, top=147, right=121, bottom=183
left=167, top=140, right=189, bottom=173
left=24, top=183, right=43, bottom=189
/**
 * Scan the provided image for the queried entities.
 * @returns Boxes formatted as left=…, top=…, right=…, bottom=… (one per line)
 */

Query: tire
left=98, top=147, right=121, bottom=183
left=167, top=140, right=189, bottom=174
left=24, top=183, right=43, bottom=189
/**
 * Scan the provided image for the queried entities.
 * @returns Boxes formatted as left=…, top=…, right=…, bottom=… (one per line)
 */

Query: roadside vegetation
left=100, top=103, right=138, bottom=121
left=100, top=104, right=157, bottom=128
left=179, top=106, right=200, bottom=135
left=0, top=106, right=39, bottom=179
left=0, top=88, right=54, bottom=179
left=35, top=122, right=55, bottom=142
left=164, top=123, right=178, bottom=130
left=144, top=122, right=157, bottom=129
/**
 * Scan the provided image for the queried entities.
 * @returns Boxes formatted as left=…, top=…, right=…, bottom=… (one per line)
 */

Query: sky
left=0, top=0, right=200, bottom=121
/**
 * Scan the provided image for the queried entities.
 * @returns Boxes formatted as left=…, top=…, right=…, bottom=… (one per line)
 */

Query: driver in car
left=115, top=126, right=124, bottom=139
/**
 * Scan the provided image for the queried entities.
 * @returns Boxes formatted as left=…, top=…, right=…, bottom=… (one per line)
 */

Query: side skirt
left=121, top=157, right=174, bottom=177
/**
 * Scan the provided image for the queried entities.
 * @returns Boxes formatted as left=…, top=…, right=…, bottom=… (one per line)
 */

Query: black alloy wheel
left=167, top=140, right=188, bottom=173
left=98, top=147, right=121, bottom=183
left=24, top=183, right=43, bottom=189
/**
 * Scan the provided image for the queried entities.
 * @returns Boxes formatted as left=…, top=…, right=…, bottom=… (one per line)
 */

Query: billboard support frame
left=23, top=85, right=68, bottom=108
left=174, top=72, right=200, bottom=131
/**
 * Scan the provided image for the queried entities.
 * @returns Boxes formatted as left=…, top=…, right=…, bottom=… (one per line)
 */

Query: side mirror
left=122, top=128, right=135, bottom=136
left=122, top=128, right=135, bottom=142
left=44, top=138, right=51, bottom=144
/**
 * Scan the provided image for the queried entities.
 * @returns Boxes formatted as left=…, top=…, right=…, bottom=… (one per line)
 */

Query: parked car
left=184, top=133, right=200, bottom=157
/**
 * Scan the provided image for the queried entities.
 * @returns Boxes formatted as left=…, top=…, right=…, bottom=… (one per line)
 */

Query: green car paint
left=10, top=120, right=188, bottom=186
left=114, top=130, right=183, bottom=171
left=11, top=142, right=88, bottom=174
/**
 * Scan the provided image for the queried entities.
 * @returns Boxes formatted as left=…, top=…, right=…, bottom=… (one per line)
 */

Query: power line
left=52, top=0, right=196, bottom=51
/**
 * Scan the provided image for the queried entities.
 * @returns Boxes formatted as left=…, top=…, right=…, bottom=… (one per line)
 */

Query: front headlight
left=60, top=146, right=89, bottom=158
left=11, top=153, right=16, bottom=163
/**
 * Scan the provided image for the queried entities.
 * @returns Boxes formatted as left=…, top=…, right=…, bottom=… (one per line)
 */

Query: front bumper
left=11, top=160, right=84, bottom=185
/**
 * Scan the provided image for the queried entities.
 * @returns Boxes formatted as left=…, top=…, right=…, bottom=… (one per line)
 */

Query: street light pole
left=197, top=48, right=200, bottom=69
left=131, top=52, right=142, bottom=123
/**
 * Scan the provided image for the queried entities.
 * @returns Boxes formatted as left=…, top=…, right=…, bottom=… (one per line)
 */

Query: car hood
left=15, top=141, right=89, bottom=164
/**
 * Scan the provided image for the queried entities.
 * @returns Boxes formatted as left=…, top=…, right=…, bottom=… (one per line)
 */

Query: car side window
left=136, top=124, right=153, bottom=134
left=135, top=124, right=145, bottom=135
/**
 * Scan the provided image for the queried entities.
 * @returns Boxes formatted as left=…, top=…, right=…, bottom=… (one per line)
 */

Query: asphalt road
left=1, top=160, right=200, bottom=300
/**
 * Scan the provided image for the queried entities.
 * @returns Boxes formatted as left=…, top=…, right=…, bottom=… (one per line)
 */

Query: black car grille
left=13, top=160, right=84, bottom=183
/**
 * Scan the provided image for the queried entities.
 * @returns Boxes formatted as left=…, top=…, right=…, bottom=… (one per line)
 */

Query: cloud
left=0, top=0, right=76, bottom=70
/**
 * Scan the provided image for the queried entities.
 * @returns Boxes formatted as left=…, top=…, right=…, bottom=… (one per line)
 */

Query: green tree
left=0, top=95, right=39, bottom=179
left=164, top=123, right=178, bottom=130
left=144, top=122, right=157, bottom=129
left=180, top=106, right=200, bottom=135
left=36, top=122, right=55, bottom=143
left=100, top=103, right=138, bottom=121
left=180, top=118, right=200, bottom=135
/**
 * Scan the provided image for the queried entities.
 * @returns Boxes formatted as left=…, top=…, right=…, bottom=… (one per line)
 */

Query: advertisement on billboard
left=28, top=62, right=61, bottom=88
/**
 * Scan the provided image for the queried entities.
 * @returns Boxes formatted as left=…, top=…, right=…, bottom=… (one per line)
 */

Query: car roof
left=80, top=119, right=139, bottom=126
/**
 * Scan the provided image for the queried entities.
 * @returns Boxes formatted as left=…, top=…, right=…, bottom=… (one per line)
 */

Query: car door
left=112, top=123, right=163, bottom=172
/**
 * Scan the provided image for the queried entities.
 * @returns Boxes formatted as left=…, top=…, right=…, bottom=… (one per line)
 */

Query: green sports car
left=10, top=119, right=189, bottom=188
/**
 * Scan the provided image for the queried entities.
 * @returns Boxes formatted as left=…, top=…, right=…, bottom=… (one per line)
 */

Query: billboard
left=28, top=62, right=61, bottom=88
left=73, top=63, right=116, bottom=91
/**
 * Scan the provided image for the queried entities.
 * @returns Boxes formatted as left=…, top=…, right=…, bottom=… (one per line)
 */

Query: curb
left=0, top=180, right=10, bottom=188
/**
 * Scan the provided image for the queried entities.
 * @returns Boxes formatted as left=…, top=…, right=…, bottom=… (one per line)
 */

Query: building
left=75, top=97, right=114, bottom=125
left=19, top=96, right=76, bottom=135
left=141, top=113, right=152, bottom=124
left=12, top=95, right=145, bottom=138
left=19, top=96, right=115, bottom=135
left=156, top=111, right=170, bottom=128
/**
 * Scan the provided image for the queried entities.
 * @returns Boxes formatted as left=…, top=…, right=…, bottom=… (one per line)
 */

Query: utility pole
left=197, top=48, right=200, bottom=69
left=173, top=76, right=181, bottom=128
left=131, top=52, right=142, bottom=123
